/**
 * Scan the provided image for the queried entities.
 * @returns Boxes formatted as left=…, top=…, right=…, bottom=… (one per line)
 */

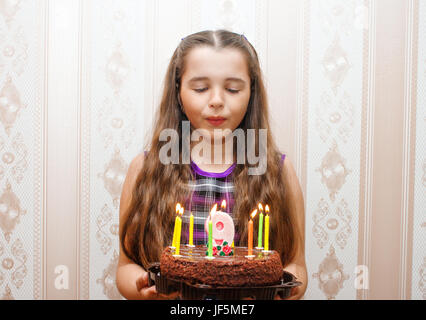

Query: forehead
left=182, top=46, right=250, bottom=83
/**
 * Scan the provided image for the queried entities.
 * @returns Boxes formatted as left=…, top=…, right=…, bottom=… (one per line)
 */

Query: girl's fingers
left=139, top=285, right=158, bottom=299
left=156, top=292, right=179, bottom=300
left=137, top=272, right=180, bottom=300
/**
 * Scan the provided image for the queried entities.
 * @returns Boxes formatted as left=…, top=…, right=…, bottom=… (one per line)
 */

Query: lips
left=206, top=117, right=226, bottom=126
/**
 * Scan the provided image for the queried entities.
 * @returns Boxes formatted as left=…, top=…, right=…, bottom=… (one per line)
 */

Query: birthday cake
left=160, top=245, right=283, bottom=287
left=161, top=202, right=284, bottom=288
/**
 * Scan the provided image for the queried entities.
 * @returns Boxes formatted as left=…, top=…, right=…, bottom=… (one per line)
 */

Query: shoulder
left=120, top=152, right=145, bottom=213
left=129, top=152, right=145, bottom=175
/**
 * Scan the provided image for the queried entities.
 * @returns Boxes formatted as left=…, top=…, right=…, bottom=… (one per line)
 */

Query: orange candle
left=248, top=209, right=257, bottom=257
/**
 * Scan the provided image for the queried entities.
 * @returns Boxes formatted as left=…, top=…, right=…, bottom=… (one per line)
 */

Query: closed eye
left=193, top=88, right=240, bottom=94
left=194, top=88, right=208, bottom=93
left=227, top=89, right=240, bottom=94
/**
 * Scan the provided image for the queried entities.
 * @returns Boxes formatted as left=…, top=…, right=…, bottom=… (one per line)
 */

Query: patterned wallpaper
left=0, top=0, right=423, bottom=300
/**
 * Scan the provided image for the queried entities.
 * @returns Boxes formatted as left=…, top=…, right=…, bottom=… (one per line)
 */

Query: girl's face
left=179, top=47, right=251, bottom=140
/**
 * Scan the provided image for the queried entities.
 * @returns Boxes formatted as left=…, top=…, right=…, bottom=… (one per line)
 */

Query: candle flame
left=258, top=203, right=263, bottom=212
left=250, top=209, right=258, bottom=219
left=176, top=203, right=181, bottom=213
left=221, top=199, right=226, bottom=210
left=265, top=205, right=270, bottom=214
left=179, top=207, right=184, bottom=216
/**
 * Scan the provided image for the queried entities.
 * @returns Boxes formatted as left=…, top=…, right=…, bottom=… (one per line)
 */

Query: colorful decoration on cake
left=171, top=200, right=272, bottom=259
left=205, top=200, right=235, bottom=257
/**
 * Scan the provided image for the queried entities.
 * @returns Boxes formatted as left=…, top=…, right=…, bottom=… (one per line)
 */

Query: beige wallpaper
left=0, top=0, right=423, bottom=300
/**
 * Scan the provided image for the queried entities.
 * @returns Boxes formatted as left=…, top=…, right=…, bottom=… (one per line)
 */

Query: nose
left=208, top=87, right=224, bottom=109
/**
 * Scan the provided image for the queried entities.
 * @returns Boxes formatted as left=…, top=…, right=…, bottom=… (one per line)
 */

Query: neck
left=190, top=137, right=235, bottom=167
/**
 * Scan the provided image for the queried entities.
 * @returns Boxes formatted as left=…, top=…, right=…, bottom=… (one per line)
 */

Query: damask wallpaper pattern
left=0, top=0, right=423, bottom=300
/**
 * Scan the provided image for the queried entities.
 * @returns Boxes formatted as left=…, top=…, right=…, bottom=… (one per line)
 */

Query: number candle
left=189, top=212, right=194, bottom=246
left=247, top=209, right=257, bottom=257
left=171, top=203, right=181, bottom=248
left=257, top=203, right=264, bottom=249
left=175, top=207, right=184, bottom=255
left=264, top=205, right=270, bottom=252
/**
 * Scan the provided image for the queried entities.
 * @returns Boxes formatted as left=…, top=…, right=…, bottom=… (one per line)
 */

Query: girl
left=116, top=30, right=307, bottom=300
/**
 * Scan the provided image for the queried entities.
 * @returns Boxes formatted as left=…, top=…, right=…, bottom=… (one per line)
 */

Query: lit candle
left=175, top=207, right=184, bottom=255
left=208, top=219, right=213, bottom=256
left=257, top=203, right=264, bottom=249
left=189, top=212, right=194, bottom=246
left=247, top=209, right=257, bottom=257
left=221, top=199, right=226, bottom=211
left=264, top=205, right=270, bottom=252
left=171, top=203, right=181, bottom=248
left=207, top=204, right=217, bottom=258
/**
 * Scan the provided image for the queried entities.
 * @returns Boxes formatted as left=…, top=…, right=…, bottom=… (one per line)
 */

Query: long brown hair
left=120, top=30, right=302, bottom=270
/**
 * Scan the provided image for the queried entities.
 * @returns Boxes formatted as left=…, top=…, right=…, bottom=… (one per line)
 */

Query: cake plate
left=147, top=262, right=302, bottom=300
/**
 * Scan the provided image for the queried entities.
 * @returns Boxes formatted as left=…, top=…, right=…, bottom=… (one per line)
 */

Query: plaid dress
left=181, top=160, right=239, bottom=246
left=181, top=154, right=286, bottom=246
left=143, top=151, right=285, bottom=246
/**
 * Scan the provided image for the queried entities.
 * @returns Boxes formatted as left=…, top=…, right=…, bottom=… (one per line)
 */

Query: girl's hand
left=136, top=273, right=180, bottom=300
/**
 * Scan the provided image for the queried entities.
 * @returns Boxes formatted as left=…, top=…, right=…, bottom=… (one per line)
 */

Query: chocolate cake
left=160, top=245, right=283, bottom=287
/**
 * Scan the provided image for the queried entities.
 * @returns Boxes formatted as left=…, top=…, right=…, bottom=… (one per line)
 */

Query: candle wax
left=175, top=216, right=182, bottom=255
left=208, top=219, right=213, bottom=257
left=189, top=213, right=194, bottom=246
left=264, top=214, right=269, bottom=251
left=257, top=212, right=264, bottom=248
left=248, top=218, right=253, bottom=256
left=172, top=215, right=179, bottom=247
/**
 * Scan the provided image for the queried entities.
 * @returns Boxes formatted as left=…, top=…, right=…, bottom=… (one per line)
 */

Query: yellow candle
left=175, top=207, right=184, bottom=255
left=257, top=203, right=264, bottom=248
left=264, top=205, right=270, bottom=251
left=172, top=203, right=181, bottom=247
left=189, top=212, right=194, bottom=246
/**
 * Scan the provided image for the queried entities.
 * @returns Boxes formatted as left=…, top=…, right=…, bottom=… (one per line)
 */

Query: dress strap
left=280, top=153, right=286, bottom=167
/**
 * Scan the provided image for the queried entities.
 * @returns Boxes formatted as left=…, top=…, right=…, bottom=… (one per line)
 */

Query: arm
left=116, top=153, right=178, bottom=300
left=116, top=153, right=146, bottom=299
left=280, top=157, right=308, bottom=300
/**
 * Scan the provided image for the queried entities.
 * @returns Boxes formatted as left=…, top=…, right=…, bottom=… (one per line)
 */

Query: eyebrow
left=188, top=76, right=246, bottom=84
